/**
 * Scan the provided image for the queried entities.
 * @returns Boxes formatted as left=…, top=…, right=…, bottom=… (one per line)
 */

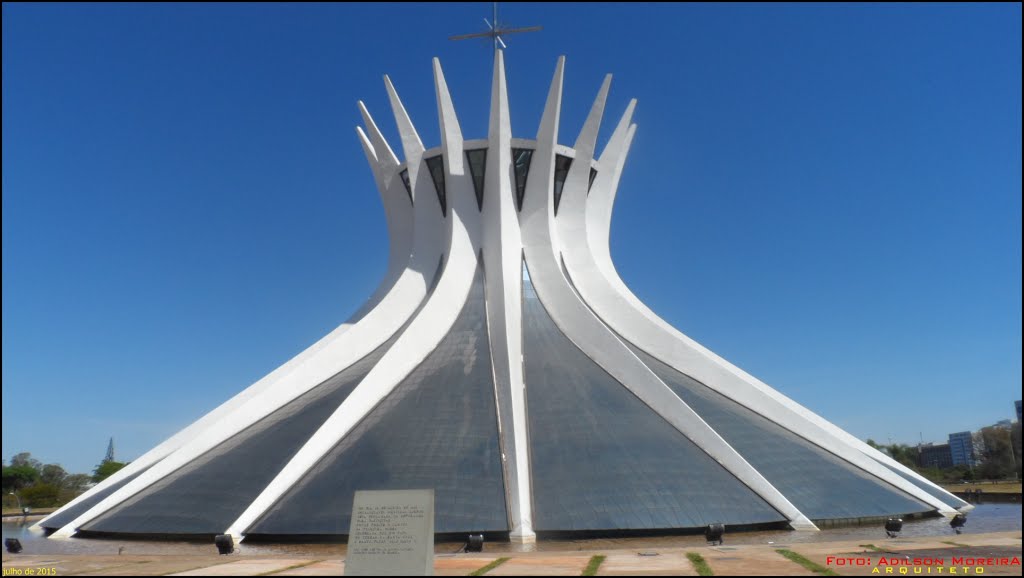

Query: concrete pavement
left=2, top=531, right=1019, bottom=575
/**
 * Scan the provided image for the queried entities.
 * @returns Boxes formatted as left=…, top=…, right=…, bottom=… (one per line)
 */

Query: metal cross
left=449, top=2, right=541, bottom=51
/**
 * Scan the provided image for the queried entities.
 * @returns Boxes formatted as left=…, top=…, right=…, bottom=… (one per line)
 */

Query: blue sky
left=3, top=3, right=1020, bottom=474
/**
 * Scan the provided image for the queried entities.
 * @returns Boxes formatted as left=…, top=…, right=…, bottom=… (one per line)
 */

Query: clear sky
left=3, top=3, right=1021, bottom=475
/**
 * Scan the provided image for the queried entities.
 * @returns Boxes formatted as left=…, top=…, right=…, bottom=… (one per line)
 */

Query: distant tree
left=4, top=451, right=107, bottom=508
left=880, top=443, right=919, bottom=469
left=40, top=464, right=67, bottom=487
left=2, top=465, right=39, bottom=493
left=20, top=483, right=61, bottom=508
left=62, top=474, right=92, bottom=493
left=952, top=465, right=976, bottom=482
left=9, top=452, right=41, bottom=472
left=979, top=425, right=1019, bottom=480
left=916, top=465, right=943, bottom=482
left=92, top=460, right=126, bottom=483
left=57, top=474, right=94, bottom=504
left=1008, top=421, right=1023, bottom=479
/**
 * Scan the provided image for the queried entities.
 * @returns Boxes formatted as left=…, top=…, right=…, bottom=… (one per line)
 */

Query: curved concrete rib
left=860, top=447, right=969, bottom=510
left=50, top=81, right=445, bottom=539
left=559, top=105, right=959, bottom=515
left=480, top=50, right=534, bottom=542
left=225, top=62, right=483, bottom=539
left=519, top=58, right=816, bottom=531
left=47, top=54, right=960, bottom=541
left=587, top=114, right=961, bottom=504
left=39, top=101, right=416, bottom=536
left=347, top=106, right=413, bottom=322
left=585, top=100, right=635, bottom=285
left=567, top=102, right=962, bottom=514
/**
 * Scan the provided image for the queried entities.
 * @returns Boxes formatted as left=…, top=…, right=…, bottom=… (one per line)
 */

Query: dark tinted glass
left=248, top=264, right=508, bottom=535
left=878, top=462, right=968, bottom=508
left=80, top=336, right=400, bottom=535
left=78, top=257, right=444, bottom=535
left=465, top=148, right=487, bottom=210
left=425, top=155, right=447, bottom=217
left=511, top=148, right=533, bottom=211
left=399, top=168, right=412, bottom=203
left=39, top=467, right=149, bottom=531
left=522, top=276, right=784, bottom=531
left=552, top=154, right=573, bottom=215
left=632, top=349, right=934, bottom=520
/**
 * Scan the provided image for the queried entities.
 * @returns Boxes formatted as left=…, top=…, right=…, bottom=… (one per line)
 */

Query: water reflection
left=3, top=504, right=1020, bottom=557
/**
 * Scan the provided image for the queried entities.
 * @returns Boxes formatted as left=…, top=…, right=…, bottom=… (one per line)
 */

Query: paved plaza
left=3, top=531, right=1019, bottom=576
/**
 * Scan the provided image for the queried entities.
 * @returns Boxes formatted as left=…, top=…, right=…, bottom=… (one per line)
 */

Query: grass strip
left=941, top=540, right=970, bottom=547
left=582, top=554, right=606, bottom=576
left=470, top=557, right=511, bottom=576
left=686, top=552, right=714, bottom=576
left=775, top=549, right=839, bottom=576
left=859, top=544, right=885, bottom=552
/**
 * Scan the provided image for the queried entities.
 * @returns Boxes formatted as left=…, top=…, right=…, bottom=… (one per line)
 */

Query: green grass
left=859, top=544, right=885, bottom=552
left=686, top=552, right=714, bottom=576
left=1, top=507, right=58, bottom=516
left=941, top=540, right=970, bottom=547
left=470, top=557, right=510, bottom=576
left=943, top=482, right=1021, bottom=494
left=775, top=549, right=839, bottom=576
left=581, top=554, right=606, bottom=576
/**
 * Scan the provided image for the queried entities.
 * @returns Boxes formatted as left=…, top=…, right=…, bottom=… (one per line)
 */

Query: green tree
left=57, top=474, right=93, bottom=505
left=20, top=483, right=61, bottom=508
left=62, top=473, right=92, bottom=493
left=878, top=443, right=919, bottom=469
left=40, top=464, right=67, bottom=487
left=2, top=465, right=39, bottom=493
left=979, top=425, right=1019, bottom=480
left=1014, top=421, right=1022, bottom=479
left=92, top=460, right=126, bottom=483
left=4, top=452, right=105, bottom=509
left=9, top=452, right=41, bottom=472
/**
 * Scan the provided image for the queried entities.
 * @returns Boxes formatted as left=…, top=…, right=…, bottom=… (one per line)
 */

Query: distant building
left=948, top=431, right=984, bottom=467
left=1015, top=400, right=1021, bottom=422
left=919, top=443, right=953, bottom=469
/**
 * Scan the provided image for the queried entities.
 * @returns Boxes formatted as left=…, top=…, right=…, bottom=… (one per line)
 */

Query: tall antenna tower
left=103, top=437, right=115, bottom=464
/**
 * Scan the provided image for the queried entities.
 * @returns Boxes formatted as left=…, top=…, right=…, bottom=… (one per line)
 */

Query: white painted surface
left=480, top=51, right=534, bottom=542
left=518, top=58, right=815, bottom=531
left=48, top=53, right=965, bottom=539
left=350, top=104, right=413, bottom=320
left=562, top=111, right=957, bottom=515
left=50, top=79, right=444, bottom=539
left=40, top=99, right=414, bottom=536
left=225, top=61, right=481, bottom=537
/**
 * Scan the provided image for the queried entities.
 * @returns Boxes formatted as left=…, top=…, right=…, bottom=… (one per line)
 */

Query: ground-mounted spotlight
left=705, top=523, right=725, bottom=545
left=466, top=533, right=484, bottom=552
left=5, top=538, right=23, bottom=554
left=950, top=513, right=967, bottom=534
left=214, top=533, right=234, bottom=555
left=884, top=517, right=903, bottom=538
